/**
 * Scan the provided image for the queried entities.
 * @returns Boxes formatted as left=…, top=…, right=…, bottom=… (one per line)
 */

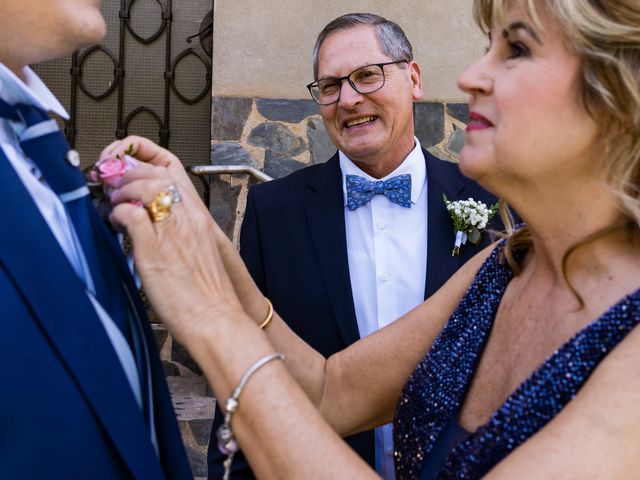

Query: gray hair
left=312, top=13, right=414, bottom=80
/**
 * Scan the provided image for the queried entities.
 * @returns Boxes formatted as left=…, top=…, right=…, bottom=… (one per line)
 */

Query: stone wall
left=208, top=96, right=469, bottom=243
left=154, top=322, right=214, bottom=478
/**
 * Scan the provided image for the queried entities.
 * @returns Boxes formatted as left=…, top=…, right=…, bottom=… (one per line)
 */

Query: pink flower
left=91, top=154, right=138, bottom=187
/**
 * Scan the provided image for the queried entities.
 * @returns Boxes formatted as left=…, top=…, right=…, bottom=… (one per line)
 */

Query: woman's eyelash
left=507, top=41, right=529, bottom=58
left=483, top=38, right=529, bottom=58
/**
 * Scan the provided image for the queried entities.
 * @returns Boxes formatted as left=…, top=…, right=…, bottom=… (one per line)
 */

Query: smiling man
left=208, top=13, right=498, bottom=480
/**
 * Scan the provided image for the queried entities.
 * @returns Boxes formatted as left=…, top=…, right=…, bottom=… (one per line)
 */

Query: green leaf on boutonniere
left=468, top=227, right=481, bottom=244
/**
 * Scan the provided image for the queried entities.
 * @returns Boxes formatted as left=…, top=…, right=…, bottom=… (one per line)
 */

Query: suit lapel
left=304, top=154, right=360, bottom=346
left=424, top=150, right=465, bottom=299
left=0, top=153, right=163, bottom=479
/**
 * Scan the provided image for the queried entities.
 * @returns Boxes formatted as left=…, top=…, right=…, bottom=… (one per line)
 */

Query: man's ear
left=409, top=61, right=423, bottom=101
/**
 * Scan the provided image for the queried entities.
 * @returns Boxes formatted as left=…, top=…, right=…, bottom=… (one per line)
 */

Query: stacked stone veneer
left=154, top=325, right=214, bottom=479
left=208, top=96, right=470, bottom=244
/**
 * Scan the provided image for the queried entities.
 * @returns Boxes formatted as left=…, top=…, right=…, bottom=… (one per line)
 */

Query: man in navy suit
left=208, top=13, right=498, bottom=480
left=0, top=0, right=191, bottom=477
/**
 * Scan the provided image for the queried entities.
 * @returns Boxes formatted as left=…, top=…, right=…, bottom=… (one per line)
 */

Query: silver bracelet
left=217, top=352, right=285, bottom=480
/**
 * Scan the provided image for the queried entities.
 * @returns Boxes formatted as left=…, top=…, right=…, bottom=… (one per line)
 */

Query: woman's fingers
left=109, top=178, right=170, bottom=206
left=99, top=136, right=204, bottom=209
left=120, top=162, right=200, bottom=201
left=96, top=147, right=195, bottom=203
left=99, top=140, right=122, bottom=158
left=109, top=202, right=158, bottom=252
left=100, top=135, right=181, bottom=171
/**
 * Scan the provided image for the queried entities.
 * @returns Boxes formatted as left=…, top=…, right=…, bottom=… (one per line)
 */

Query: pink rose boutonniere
left=90, top=144, right=138, bottom=188
left=90, top=154, right=137, bottom=186
left=89, top=144, right=141, bottom=209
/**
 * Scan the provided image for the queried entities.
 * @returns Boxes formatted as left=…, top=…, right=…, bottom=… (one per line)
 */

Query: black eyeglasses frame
left=306, top=60, right=409, bottom=106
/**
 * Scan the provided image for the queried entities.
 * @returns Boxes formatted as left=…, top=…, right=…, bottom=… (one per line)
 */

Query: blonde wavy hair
left=473, top=0, right=640, bottom=283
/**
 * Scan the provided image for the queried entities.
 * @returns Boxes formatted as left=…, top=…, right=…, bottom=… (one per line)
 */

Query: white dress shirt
left=340, top=138, right=428, bottom=479
left=0, top=63, right=144, bottom=414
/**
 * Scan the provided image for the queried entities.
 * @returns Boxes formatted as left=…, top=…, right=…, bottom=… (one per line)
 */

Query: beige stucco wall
left=212, top=1, right=486, bottom=102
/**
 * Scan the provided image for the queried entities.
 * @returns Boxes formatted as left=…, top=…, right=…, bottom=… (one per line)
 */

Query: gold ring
left=145, top=190, right=174, bottom=222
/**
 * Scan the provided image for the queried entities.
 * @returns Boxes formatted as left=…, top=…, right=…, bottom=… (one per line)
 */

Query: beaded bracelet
left=217, top=352, right=285, bottom=480
left=259, top=298, right=274, bottom=330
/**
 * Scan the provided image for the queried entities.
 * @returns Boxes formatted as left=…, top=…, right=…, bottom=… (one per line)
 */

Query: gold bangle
left=259, top=298, right=274, bottom=329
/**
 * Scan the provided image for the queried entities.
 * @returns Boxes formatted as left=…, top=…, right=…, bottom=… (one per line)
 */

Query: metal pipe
left=189, top=165, right=273, bottom=183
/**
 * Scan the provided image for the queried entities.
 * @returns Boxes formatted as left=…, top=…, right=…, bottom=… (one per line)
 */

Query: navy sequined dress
left=393, top=242, right=640, bottom=479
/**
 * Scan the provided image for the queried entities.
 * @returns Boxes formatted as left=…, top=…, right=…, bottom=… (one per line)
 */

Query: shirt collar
left=0, top=63, right=69, bottom=120
left=340, top=137, right=427, bottom=207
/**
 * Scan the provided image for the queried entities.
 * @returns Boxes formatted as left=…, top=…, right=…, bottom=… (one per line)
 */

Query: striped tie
left=0, top=98, right=153, bottom=434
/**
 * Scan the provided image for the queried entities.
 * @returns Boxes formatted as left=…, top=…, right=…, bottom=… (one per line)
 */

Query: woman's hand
left=101, top=136, right=247, bottom=345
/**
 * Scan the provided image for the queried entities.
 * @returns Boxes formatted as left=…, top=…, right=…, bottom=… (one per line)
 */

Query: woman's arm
left=265, top=249, right=489, bottom=435
left=104, top=135, right=487, bottom=440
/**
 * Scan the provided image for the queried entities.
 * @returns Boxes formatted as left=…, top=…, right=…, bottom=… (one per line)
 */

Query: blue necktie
left=346, top=173, right=412, bottom=210
left=0, top=98, right=151, bottom=422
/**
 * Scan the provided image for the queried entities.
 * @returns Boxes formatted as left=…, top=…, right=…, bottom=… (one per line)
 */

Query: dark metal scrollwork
left=122, top=0, right=169, bottom=44
left=121, top=106, right=169, bottom=145
left=66, top=0, right=212, bottom=150
left=75, top=45, right=122, bottom=101
left=186, top=9, right=213, bottom=58
left=169, top=48, right=212, bottom=105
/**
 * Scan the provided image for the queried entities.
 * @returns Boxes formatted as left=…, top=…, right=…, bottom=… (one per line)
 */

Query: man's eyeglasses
left=307, top=60, right=409, bottom=106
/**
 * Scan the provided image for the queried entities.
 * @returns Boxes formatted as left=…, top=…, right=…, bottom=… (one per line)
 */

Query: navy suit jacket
left=208, top=149, right=499, bottom=479
left=0, top=150, right=192, bottom=479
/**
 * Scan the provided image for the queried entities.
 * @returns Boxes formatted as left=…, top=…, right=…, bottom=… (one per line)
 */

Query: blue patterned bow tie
left=346, top=173, right=412, bottom=210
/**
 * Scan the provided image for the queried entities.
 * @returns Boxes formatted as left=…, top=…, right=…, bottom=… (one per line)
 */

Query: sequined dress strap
left=393, top=241, right=640, bottom=480
left=393, top=242, right=513, bottom=479
left=436, top=287, right=640, bottom=479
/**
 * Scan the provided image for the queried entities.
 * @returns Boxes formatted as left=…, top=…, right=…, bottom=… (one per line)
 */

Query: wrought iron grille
left=33, top=0, right=212, bottom=194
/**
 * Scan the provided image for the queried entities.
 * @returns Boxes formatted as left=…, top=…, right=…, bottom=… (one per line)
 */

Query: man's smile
left=344, top=115, right=379, bottom=128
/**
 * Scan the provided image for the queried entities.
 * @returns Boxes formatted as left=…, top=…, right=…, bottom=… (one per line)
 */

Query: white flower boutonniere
left=443, top=194, right=499, bottom=256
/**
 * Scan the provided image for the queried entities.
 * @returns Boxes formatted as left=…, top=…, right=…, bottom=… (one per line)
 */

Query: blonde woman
left=107, top=0, right=640, bottom=478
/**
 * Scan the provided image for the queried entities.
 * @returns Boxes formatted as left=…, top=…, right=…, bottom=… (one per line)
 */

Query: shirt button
left=380, top=273, right=391, bottom=282
left=377, top=222, right=387, bottom=230
left=66, top=149, right=81, bottom=167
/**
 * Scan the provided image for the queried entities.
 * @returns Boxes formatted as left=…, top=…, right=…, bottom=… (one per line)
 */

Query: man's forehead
left=317, top=26, right=387, bottom=76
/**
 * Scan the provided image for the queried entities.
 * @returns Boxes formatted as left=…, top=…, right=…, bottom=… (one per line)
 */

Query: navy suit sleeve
left=239, top=186, right=267, bottom=294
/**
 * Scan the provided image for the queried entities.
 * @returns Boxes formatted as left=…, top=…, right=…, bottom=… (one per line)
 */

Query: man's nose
left=337, top=79, right=363, bottom=109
